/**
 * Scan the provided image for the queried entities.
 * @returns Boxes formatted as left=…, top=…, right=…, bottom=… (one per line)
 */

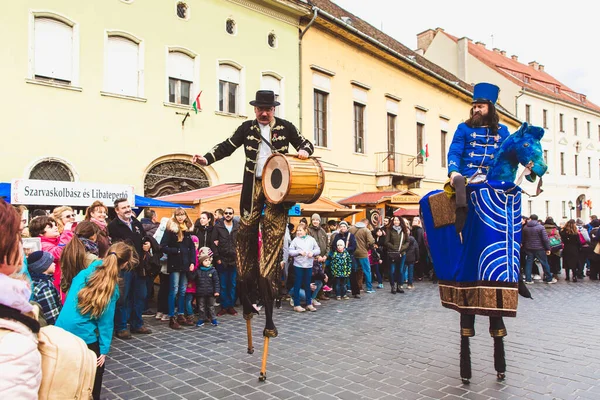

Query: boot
left=178, top=314, right=194, bottom=326
left=391, top=283, right=396, bottom=294
left=565, top=270, right=570, bottom=281
left=169, top=316, right=182, bottom=330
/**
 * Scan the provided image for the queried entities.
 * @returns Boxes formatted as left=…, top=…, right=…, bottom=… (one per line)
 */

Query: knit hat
left=338, top=221, right=348, bottom=228
left=27, top=251, right=54, bottom=275
left=311, top=213, right=321, bottom=222
left=198, top=246, right=213, bottom=264
left=336, top=239, right=345, bottom=248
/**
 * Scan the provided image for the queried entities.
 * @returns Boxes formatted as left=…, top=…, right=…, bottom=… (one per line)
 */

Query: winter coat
left=160, top=221, right=196, bottom=273
left=307, top=224, right=328, bottom=257
left=140, top=218, right=160, bottom=237
left=187, top=266, right=220, bottom=297
left=31, top=273, right=62, bottom=325
left=40, top=229, right=74, bottom=296
left=544, top=223, right=562, bottom=256
left=140, top=235, right=162, bottom=277
left=384, top=227, right=409, bottom=255
left=107, top=216, right=147, bottom=259
left=0, top=312, right=42, bottom=399
left=522, top=220, right=550, bottom=251
left=590, top=227, right=600, bottom=261
left=193, top=224, right=215, bottom=250
left=289, top=235, right=320, bottom=269
left=330, top=231, right=357, bottom=255
left=56, top=260, right=118, bottom=355
left=330, top=250, right=353, bottom=278
left=212, top=218, right=239, bottom=267
left=412, top=225, right=427, bottom=260
left=404, top=236, right=420, bottom=265
left=560, top=230, right=581, bottom=263
left=350, top=222, right=375, bottom=259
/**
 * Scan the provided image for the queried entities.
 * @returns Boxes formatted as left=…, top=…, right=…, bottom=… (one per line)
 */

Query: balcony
left=375, top=152, right=424, bottom=186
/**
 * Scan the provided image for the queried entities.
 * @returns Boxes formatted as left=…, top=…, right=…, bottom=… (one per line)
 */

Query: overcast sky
left=333, top=0, right=600, bottom=104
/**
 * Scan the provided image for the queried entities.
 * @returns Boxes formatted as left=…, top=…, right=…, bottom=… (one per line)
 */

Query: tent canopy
left=393, top=207, right=420, bottom=217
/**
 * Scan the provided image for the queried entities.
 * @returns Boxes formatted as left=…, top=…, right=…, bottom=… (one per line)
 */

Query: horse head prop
left=487, top=122, right=548, bottom=183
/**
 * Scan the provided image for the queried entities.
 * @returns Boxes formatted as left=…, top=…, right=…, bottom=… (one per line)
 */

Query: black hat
left=249, top=90, right=280, bottom=107
left=27, top=251, right=54, bottom=275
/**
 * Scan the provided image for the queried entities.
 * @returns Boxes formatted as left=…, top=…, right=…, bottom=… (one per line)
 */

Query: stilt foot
left=461, top=378, right=470, bottom=384
left=258, top=372, right=267, bottom=382
left=496, top=372, right=505, bottom=381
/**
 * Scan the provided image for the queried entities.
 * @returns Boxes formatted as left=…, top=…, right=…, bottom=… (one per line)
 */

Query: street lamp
left=568, top=200, right=574, bottom=219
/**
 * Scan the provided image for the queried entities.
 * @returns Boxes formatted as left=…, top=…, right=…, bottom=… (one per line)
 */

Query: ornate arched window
left=144, top=160, right=209, bottom=198
left=29, top=160, right=74, bottom=181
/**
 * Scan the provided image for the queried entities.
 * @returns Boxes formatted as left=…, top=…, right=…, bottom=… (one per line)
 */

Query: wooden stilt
left=246, top=319, right=254, bottom=354
left=258, top=337, right=270, bottom=382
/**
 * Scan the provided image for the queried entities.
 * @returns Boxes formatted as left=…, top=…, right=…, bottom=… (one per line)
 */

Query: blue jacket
left=56, top=260, right=119, bottom=355
left=447, top=122, right=510, bottom=178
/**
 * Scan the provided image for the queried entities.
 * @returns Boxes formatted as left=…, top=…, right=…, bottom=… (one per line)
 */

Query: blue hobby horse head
left=487, top=122, right=548, bottom=183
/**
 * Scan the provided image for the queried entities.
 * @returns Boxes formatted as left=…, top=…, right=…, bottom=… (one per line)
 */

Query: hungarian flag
left=192, top=91, right=202, bottom=114
left=420, top=144, right=429, bottom=161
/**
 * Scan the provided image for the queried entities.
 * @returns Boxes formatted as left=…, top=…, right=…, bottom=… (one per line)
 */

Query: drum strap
left=259, top=133, right=276, bottom=152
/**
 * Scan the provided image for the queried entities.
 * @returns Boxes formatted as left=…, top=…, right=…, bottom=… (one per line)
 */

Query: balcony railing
left=375, top=152, right=424, bottom=177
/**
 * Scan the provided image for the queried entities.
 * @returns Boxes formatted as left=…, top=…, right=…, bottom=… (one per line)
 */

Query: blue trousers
left=217, top=265, right=237, bottom=308
left=293, top=266, right=313, bottom=306
left=298, top=280, right=323, bottom=304
left=524, top=249, right=552, bottom=282
left=168, top=272, right=187, bottom=317
left=356, top=257, right=372, bottom=290
left=389, top=255, right=406, bottom=285
left=115, top=270, right=147, bottom=331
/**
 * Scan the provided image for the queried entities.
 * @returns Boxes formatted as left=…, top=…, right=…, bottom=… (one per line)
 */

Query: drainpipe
left=298, top=6, right=318, bottom=131
left=515, top=90, right=525, bottom=121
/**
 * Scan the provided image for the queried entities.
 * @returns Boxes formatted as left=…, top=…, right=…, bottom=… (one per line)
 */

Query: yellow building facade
left=1, top=0, right=309, bottom=198
left=299, top=1, right=521, bottom=206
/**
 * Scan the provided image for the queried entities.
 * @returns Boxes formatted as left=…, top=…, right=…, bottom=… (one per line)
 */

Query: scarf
left=392, top=225, right=402, bottom=233
left=200, top=266, right=212, bottom=272
left=0, top=274, right=33, bottom=314
left=178, top=223, right=188, bottom=242
left=80, top=237, right=100, bottom=256
left=91, top=217, right=107, bottom=230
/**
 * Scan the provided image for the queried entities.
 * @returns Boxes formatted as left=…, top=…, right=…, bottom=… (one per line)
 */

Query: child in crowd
left=288, top=224, right=320, bottom=312
left=187, top=247, right=220, bottom=326
left=370, top=227, right=385, bottom=289
left=185, top=235, right=200, bottom=318
left=28, top=251, right=62, bottom=325
left=56, top=242, right=138, bottom=400
left=330, top=239, right=353, bottom=300
left=404, top=235, right=420, bottom=289
left=60, top=221, right=100, bottom=295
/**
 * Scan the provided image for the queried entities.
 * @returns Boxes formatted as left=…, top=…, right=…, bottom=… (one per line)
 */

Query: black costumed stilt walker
left=192, top=90, right=316, bottom=381
left=419, top=83, right=546, bottom=383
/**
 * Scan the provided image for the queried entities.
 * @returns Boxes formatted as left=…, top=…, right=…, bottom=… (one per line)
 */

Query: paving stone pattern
left=102, top=278, right=600, bottom=400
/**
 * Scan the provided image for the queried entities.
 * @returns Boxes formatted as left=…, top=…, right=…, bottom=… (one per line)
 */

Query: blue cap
left=472, top=82, right=500, bottom=105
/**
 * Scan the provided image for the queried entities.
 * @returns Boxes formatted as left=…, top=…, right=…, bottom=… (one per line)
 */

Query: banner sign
left=11, top=179, right=135, bottom=207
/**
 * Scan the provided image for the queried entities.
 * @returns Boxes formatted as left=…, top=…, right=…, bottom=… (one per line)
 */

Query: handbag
left=387, top=231, right=404, bottom=263
left=594, top=241, right=600, bottom=255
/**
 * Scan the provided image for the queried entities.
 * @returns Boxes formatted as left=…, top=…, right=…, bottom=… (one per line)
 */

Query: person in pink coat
left=28, top=215, right=73, bottom=302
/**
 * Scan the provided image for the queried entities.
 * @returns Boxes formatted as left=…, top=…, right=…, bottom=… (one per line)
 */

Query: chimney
left=416, top=28, right=436, bottom=53
left=414, top=48, right=424, bottom=56
left=475, top=41, right=486, bottom=47
left=539, top=64, right=545, bottom=72
left=528, top=61, right=539, bottom=70
left=501, top=50, right=506, bottom=56
left=511, top=55, right=518, bottom=61
left=493, top=48, right=501, bottom=53
left=457, top=37, right=469, bottom=82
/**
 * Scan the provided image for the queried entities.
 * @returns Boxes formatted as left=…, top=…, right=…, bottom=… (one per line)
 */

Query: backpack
left=578, top=227, right=590, bottom=247
left=548, top=228, right=563, bottom=252
left=37, top=325, right=97, bottom=400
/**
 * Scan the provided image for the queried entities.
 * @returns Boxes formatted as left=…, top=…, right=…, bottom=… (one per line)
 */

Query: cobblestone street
left=102, top=278, right=600, bottom=400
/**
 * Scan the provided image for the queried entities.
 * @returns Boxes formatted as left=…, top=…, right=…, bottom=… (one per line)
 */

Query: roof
left=338, top=190, right=400, bottom=206
left=307, top=1, right=518, bottom=122
left=438, top=30, right=600, bottom=114
left=156, top=183, right=243, bottom=204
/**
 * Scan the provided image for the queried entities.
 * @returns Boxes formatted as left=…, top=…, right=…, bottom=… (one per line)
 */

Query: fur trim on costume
left=166, top=220, right=194, bottom=234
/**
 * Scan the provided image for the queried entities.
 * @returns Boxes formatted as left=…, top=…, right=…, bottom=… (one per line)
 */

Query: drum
left=262, top=154, right=325, bottom=204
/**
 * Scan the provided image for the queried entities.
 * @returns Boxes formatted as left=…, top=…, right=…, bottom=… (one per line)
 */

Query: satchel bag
left=387, top=231, right=404, bottom=263
left=549, top=228, right=563, bottom=252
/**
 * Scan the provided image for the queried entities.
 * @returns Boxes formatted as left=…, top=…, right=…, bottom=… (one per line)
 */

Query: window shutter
left=107, top=36, right=139, bottom=96
left=219, top=64, right=240, bottom=84
left=168, top=51, right=194, bottom=82
left=34, top=18, right=73, bottom=81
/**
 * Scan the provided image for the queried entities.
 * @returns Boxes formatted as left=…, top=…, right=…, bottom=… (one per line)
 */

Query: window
left=416, top=122, right=424, bottom=163
left=226, top=19, right=236, bottom=35
left=168, top=51, right=194, bottom=105
left=574, top=154, right=578, bottom=176
left=543, top=150, right=549, bottom=174
left=176, top=2, right=188, bottom=19
left=528, top=200, right=533, bottom=216
left=261, top=73, right=282, bottom=117
left=387, top=113, right=396, bottom=153
left=560, top=152, right=565, bottom=175
left=314, top=90, right=328, bottom=147
left=353, top=102, right=365, bottom=153
left=587, top=121, right=591, bottom=139
left=574, top=117, right=578, bottom=135
left=545, top=201, right=550, bottom=218
left=543, top=109, right=548, bottom=128
left=218, top=63, right=240, bottom=114
left=441, top=130, right=447, bottom=168
left=33, top=17, right=75, bottom=84
left=588, top=157, right=592, bottom=178
left=525, top=104, right=531, bottom=123
left=559, top=113, right=564, bottom=132
left=562, top=201, right=567, bottom=218
left=29, top=160, right=74, bottom=181
left=268, top=33, right=277, bottom=48
left=105, top=34, right=143, bottom=97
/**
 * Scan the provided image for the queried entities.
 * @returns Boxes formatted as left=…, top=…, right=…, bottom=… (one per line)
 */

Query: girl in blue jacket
left=56, top=242, right=137, bottom=400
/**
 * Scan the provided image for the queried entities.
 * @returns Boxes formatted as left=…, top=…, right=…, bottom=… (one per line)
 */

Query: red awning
left=393, top=208, right=420, bottom=217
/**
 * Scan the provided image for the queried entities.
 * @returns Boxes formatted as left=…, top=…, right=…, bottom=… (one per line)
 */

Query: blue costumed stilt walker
left=420, top=83, right=547, bottom=384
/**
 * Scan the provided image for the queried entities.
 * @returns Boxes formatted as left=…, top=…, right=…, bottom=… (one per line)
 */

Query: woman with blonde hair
left=160, top=208, right=196, bottom=329
left=560, top=219, right=581, bottom=282
left=85, top=201, right=111, bottom=258
left=60, top=221, right=101, bottom=295
left=56, top=242, right=137, bottom=400
left=52, top=205, right=76, bottom=234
